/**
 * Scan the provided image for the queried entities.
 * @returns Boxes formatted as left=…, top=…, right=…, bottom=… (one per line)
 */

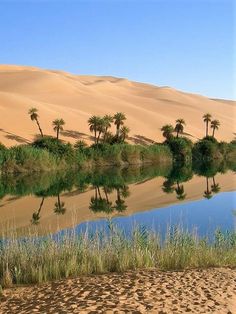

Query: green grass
left=0, top=225, right=235, bottom=287
left=0, top=142, right=172, bottom=174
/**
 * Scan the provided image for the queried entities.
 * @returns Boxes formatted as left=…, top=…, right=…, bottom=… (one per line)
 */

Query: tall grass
left=0, top=225, right=235, bottom=287
left=0, top=143, right=172, bottom=174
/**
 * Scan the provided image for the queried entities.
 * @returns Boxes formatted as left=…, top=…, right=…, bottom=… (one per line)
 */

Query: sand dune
left=0, top=65, right=235, bottom=147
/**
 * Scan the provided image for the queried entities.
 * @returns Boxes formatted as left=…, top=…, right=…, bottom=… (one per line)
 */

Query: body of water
left=0, top=160, right=235, bottom=237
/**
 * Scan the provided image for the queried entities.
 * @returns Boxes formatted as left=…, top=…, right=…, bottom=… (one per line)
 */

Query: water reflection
left=0, top=159, right=235, bottom=231
left=31, top=197, right=45, bottom=225
left=89, top=185, right=129, bottom=214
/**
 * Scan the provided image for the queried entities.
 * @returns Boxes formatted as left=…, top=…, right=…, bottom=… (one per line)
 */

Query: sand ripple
left=1, top=268, right=235, bottom=313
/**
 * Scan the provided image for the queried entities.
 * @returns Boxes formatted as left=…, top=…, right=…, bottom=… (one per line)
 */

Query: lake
left=0, top=160, right=235, bottom=237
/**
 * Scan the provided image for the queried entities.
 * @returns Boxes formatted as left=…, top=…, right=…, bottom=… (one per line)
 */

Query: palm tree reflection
left=203, top=177, right=213, bottom=200
left=175, top=182, right=186, bottom=201
left=211, top=177, right=221, bottom=194
left=54, top=194, right=66, bottom=215
left=90, top=184, right=130, bottom=214
left=31, top=197, right=45, bottom=225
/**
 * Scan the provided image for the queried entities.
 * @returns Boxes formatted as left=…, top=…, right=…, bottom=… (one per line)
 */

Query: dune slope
left=0, top=65, right=235, bottom=146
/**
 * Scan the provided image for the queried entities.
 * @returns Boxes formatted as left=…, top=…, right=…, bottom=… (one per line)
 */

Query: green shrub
left=141, top=144, right=172, bottom=163
left=167, top=137, right=192, bottom=160
left=193, top=138, right=221, bottom=160
left=32, top=136, right=74, bottom=159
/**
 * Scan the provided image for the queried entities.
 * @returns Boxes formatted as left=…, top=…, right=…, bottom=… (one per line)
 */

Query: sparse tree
left=88, top=116, right=101, bottom=144
left=103, top=115, right=114, bottom=142
left=203, top=113, right=212, bottom=137
left=120, top=126, right=130, bottom=142
left=96, top=118, right=106, bottom=144
left=28, top=107, right=44, bottom=137
left=211, top=120, right=220, bottom=138
left=114, top=112, right=126, bottom=137
left=52, top=118, right=65, bottom=140
left=174, top=119, right=186, bottom=138
left=161, top=124, right=174, bottom=140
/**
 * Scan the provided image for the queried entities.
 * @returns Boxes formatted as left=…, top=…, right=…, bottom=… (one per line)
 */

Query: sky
left=0, top=0, right=235, bottom=99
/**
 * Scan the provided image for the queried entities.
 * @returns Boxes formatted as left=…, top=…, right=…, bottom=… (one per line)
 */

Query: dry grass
left=0, top=224, right=235, bottom=288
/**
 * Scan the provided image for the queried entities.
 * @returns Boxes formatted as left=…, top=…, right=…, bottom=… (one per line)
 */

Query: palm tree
left=114, top=112, right=126, bottom=137
left=31, top=197, right=45, bottom=225
left=203, top=113, right=212, bottom=137
left=174, top=119, right=186, bottom=138
left=161, top=124, right=174, bottom=140
left=120, top=126, right=130, bottom=142
left=211, top=120, right=220, bottom=138
left=88, top=115, right=101, bottom=144
left=103, top=115, right=114, bottom=142
left=53, top=195, right=66, bottom=215
left=52, top=118, right=65, bottom=140
left=28, top=107, right=44, bottom=137
left=96, top=118, right=106, bottom=144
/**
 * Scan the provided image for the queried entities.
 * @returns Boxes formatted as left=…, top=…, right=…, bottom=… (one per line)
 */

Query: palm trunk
left=212, top=127, right=215, bottom=138
left=94, top=130, right=97, bottom=144
left=57, top=128, right=59, bottom=140
left=116, top=124, right=120, bottom=137
left=206, top=121, right=208, bottom=137
left=97, top=131, right=102, bottom=144
left=36, top=118, right=44, bottom=137
left=103, top=127, right=108, bottom=143
left=176, top=131, right=179, bottom=138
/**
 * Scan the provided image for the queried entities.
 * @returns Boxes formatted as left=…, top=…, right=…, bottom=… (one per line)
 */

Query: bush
left=193, top=138, right=221, bottom=161
left=141, top=144, right=172, bottom=163
left=32, top=136, right=75, bottom=161
left=74, top=140, right=88, bottom=151
left=167, top=137, right=193, bottom=160
left=0, top=145, right=58, bottom=173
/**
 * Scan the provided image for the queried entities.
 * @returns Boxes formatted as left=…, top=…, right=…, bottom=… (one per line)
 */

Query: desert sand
left=1, top=268, right=235, bottom=313
left=0, top=65, right=235, bottom=147
left=0, top=171, right=234, bottom=235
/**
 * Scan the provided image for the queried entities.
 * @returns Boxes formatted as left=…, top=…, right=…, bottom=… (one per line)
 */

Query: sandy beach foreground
left=1, top=268, right=235, bottom=314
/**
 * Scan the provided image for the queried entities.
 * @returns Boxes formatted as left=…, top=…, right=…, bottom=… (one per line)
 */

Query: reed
left=0, top=225, right=235, bottom=287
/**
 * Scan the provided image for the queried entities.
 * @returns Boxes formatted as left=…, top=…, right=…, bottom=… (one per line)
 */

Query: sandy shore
left=1, top=268, right=235, bottom=313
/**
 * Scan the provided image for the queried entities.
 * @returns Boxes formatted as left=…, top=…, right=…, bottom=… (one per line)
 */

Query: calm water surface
left=0, top=160, right=235, bottom=236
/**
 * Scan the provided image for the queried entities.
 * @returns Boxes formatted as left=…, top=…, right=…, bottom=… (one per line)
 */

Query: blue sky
left=0, top=0, right=235, bottom=99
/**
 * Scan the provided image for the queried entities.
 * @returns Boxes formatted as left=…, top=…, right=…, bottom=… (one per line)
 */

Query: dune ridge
left=0, top=64, right=235, bottom=147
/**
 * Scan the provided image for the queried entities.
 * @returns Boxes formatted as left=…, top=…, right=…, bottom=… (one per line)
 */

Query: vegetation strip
left=0, top=225, right=235, bottom=288
left=0, top=109, right=235, bottom=174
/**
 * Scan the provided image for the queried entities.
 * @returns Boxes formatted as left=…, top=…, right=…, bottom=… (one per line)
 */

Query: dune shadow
left=61, top=129, right=94, bottom=141
left=129, top=134, right=156, bottom=146
left=0, top=129, right=30, bottom=144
